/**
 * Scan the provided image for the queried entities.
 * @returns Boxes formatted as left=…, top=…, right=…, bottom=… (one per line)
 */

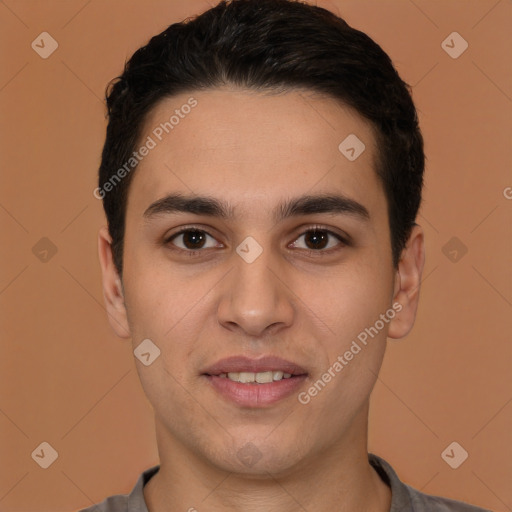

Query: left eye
left=169, top=229, right=219, bottom=251
left=290, top=229, right=344, bottom=251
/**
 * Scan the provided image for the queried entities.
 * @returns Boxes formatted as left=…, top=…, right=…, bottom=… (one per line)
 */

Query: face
left=99, top=88, right=424, bottom=476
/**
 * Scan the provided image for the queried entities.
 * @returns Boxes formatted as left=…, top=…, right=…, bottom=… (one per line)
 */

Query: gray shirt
left=78, top=453, right=491, bottom=512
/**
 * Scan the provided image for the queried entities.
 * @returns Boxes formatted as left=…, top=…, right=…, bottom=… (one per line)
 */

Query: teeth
left=239, top=372, right=255, bottom=383
left=256, top=371, right=273, bottom=383
left=223, top=371, right=295, bottom=383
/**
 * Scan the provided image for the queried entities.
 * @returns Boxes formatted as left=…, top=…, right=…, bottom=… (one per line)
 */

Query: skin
left=98, top=88, right=425, bottom=512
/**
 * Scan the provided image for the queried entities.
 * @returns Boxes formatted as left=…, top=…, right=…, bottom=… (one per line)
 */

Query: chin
left=207, top=437, right=305, bottom=477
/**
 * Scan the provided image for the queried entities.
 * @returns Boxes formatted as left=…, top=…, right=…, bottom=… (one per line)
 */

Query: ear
left=98, top=226, right=131, bottom=338
left=387, top=224, right=425, bottom=339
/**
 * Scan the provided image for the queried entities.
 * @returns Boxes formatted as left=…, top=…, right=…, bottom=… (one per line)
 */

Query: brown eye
left=290, top=229, right=345, bottom=252
left=168, top=229, right=218, bottom=252
left=304, top=230, right=329, bottom=250
left=181, top=230, right=206, bottom=249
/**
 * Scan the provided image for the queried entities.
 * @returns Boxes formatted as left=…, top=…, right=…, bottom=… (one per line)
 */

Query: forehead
left=127, top=88, right=383, bottom=222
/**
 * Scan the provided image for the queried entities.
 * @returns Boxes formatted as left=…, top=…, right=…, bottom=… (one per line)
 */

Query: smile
left=202, top=355, right=308, bottom=407
left=220, top=371, right=292, bottom=383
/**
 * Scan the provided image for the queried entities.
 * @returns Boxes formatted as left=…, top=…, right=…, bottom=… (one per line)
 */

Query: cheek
left=122, top=261, right=214, bottom=400
left=300, top=258, right=392, bottom=405
left=304, top=260, right=394, bottom=342
left=122, top=256, right=202, bottom=341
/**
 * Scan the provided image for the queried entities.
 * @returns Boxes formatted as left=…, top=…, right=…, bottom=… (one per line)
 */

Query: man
left=84, top=0, right=490, bottom=510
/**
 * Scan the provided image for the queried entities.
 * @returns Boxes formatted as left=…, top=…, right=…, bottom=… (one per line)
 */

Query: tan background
left=0, top=0, right=511, bottom=510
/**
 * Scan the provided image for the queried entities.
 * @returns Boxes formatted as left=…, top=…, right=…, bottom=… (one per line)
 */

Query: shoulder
left=75, top=465, right=160, bottom=512
left=404, top=483, right=492, bottom=512
left=78, top=494, right=128, bottom=512
left=369, top=453, right=491, bottom=512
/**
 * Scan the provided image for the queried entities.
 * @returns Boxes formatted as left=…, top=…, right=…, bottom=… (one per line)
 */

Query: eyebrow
left=143, top=192, right=370, bottom=223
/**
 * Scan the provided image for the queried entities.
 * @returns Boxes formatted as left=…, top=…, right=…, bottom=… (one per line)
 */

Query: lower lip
left=204, top=375, right=308, bottom=407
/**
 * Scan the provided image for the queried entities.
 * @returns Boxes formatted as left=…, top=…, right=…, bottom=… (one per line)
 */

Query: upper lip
left=202, top=356, right=308, bottom=376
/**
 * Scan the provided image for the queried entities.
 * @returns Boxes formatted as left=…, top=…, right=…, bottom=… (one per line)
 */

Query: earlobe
left=98, top=226, right=131, bottom=338
left=387, top=224, right=425, bottom=340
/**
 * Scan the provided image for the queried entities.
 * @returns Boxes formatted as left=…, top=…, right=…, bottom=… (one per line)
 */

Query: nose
left=217, top=248, right=295, bottom=338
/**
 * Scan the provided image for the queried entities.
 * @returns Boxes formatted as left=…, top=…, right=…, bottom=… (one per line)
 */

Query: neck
left=144, top=407, right=391, bottom=512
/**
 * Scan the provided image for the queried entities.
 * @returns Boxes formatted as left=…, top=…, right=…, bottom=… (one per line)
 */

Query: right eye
left=166, top=228, right=222, bottom=255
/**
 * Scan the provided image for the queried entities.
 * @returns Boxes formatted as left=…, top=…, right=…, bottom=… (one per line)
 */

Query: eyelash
left=164, top=225, right=349, bottom=258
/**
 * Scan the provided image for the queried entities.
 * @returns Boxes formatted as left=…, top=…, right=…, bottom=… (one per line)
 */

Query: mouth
left=202, top=355, right=308, bottom=407
left=215, top=370, right=295, bottom=383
